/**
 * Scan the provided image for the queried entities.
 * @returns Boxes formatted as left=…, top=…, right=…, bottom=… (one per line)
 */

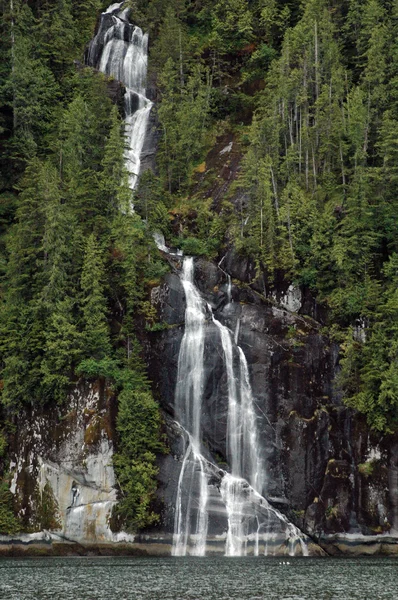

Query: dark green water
left=0, top=556, right=396, bottom=599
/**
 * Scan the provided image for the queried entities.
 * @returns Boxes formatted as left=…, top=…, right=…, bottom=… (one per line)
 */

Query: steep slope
left=1, top=0, right=398, bottom=557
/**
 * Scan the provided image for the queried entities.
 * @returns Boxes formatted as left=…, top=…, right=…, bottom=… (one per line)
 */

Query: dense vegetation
left=0, top=0, right=167, bottom=531
left=0, top=0, right=397, bottom=532
left=133, top=0, right=398, bottom=434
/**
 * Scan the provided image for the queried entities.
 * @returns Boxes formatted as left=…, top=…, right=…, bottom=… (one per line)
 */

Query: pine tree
left=210, top=0, right=254, bottom=53
left=40, top=296, right=82, bottom=403
left=150, top=5, right=191, bottom=79
left=80, top=233, right=111, bottom=361
left=341, top=254, right=398, bottom=432
left=7, top=3, right=60, bottom=160
left=158, top=59, right=211, bottom=191
left=99, top=105, right=131, bottom=216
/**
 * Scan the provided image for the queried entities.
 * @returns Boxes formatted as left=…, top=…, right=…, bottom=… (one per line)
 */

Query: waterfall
left=172, top=258, right=209, bottom=555
left=175, top=259, right=206, bottom=446
left=211, top=316, right=263, bottom=490
left=173, top=257, right=309, bottom=556
left=85, top=7, right=310, bottom=556
left=86, top=2, right=152, bottom=191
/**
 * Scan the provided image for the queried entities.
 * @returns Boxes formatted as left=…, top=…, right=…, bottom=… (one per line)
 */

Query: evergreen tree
left=210, top=0, right=254, bottom=53
left=80, top=233, right=111, bottom=361
left=340, top=254, right=398, bottom=432
left=99, top=106, right=132, bottom=216
left=112, top=386, right=165, bottom=531
left=40, top=297, right=82, bottom=403
left=158, top=59, right=211, bottom=191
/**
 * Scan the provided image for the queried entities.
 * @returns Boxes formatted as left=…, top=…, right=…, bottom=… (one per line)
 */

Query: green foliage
left=40, top=298, right=82, bottom=403
left=34, top=482, right=61, bottom=531
left=112, top=384, right=166, bottom=532
left=10, top=34, right=60, bottom=155
left=339, top=255, right=398, bottom=432
left=150, top=6, right=192, bottom=76
left=0, top=480, right=20, bottom=535
left=209, top=0, right=254, bottom=54
left=80, top=233, right=111, bottom=359
left=0, top=69, right=117, bottom=409
left=0, top=0, right=102, bottom=183
left=134, top=170, right=171, bottom=233
left=99, top=106, right=132, bottom=215
left=358, top=461, right=376, bottom=478
left=158, top=59, right=212, bottom=192
left=178, top=237, right=209, bottom=257
left=77, top=357, right=121, bottom=381
left=241, top=44, right=277, bottom=83
left=0, top=430, right=6, bottom=458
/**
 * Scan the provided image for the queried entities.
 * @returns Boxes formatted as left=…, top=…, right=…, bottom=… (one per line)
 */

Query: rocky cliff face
left=5, top=381, right=123, bottom=549
left=2, top=254, right=397, bottom=556
left=2, top=82, right=396, bottom=554
left=147, top=255, right=398, bottom=555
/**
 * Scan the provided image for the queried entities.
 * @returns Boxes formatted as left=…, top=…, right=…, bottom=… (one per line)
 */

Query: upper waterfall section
left=87, top=3, right=148, bottom=94
left=86, top=3, right=152, bottom=190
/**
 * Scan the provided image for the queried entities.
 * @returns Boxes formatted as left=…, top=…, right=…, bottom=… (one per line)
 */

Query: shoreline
left=0, top=533, right=397, bottom=557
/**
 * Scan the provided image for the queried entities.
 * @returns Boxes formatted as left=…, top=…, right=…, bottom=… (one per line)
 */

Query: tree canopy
left=0, top=0, right=398, bottom=534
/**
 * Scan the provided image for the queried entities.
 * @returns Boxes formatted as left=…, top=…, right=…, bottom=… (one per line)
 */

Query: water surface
left=0, top=556, right=396, bottom=599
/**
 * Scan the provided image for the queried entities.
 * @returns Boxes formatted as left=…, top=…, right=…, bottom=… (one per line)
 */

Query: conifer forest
left=0, top=0, right=397, bottom=559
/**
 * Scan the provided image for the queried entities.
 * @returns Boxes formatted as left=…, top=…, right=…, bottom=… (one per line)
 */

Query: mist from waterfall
left=86, top=2, right=152, bottom=191
left=173, top=257, right=309, bottom=557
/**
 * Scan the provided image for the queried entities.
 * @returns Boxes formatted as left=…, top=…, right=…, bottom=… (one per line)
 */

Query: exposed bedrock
left=147, top=256, right=398, bottom=554
left=6, top=381, right=122, bottom=546
left=3, top=256, right=397, bottom=556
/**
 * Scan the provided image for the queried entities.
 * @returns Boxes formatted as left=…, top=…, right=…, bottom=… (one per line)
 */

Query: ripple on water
left=0, top=556, right=397, bottom=600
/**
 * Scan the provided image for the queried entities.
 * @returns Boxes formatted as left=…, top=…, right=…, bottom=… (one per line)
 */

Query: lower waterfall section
left=220, top=474, right=309, bottom=557
left=172, top=257, right=310, bottom=556
left=211, top=315, right=264, bottom=490
left=173, top=434, right=210, bottom=557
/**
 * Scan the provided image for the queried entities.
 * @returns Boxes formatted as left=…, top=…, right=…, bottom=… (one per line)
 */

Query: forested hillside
left=135, top=0, right=398, bottom=434
left=0, top=0, right=169, bottom=533
left=0, top=0, right=397, bottom=534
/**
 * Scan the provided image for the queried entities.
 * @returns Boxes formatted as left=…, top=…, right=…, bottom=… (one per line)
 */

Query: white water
left=87, top=3, right=152, bottom=191
left=86, top=9, right=309, bottom=556
left=211, top=316, right=263, bottom=490
left=175, top=259, right=206, bottom=446
left=173, top=434, right=209, bottom=556
left=173, top=258, right=209, bottom=555
left=173, top=257, right=309, bottom=556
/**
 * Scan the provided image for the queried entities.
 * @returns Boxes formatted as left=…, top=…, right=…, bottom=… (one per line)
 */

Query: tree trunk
left=11, top=0, right=16, bottom=131
left=270, top=165, right=280, bottom=218
left=179, top=27, right=184, bottom=90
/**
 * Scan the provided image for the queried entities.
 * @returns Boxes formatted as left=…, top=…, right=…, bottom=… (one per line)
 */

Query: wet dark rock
left=140, top=104, right=160, bottom=175
left=105, top=78, right=126, bottom=114
left=147, top=256, right=398, bottom=550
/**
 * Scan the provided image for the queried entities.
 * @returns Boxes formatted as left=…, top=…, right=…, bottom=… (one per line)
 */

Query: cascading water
left=173, top=257, right=309, bottom=556
left=175, top=259, right=206, bottom=444
left=86, top=2, right=152, bottom=191
left=211, top=316, right=263, bottom=488
left=173, top=259, right=209, bottom=555
left=86, top=7, right=309, bottom=556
